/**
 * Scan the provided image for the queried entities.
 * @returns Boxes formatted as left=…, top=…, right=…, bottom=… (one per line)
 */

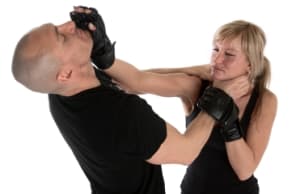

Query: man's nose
left=57, top=21, right=76, bottom=34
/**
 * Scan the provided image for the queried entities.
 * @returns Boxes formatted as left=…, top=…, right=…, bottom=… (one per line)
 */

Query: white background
left=1, top=0, right=299, bottom=193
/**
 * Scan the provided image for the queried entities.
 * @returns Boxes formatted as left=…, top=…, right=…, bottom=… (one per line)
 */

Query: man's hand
left=210, top=75, right=252, bottom=141
left=197, top=87, right=239, bottom=127
left=70, top=6, right=115, bottom=69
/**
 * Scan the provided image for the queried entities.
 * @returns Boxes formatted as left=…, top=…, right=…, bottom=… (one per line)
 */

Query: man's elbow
left=235, top=170, right=254, bottom=181
left=176, top=152, right=198, bottom=165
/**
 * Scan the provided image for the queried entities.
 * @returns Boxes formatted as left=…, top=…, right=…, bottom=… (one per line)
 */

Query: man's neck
left=59, top=66, right=101, bottom=97
left=60, top=78, right=101, bottom=97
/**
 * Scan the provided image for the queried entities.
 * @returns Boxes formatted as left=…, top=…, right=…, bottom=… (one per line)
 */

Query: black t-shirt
left=181, top=82, right=259, bottom=194
left=48, top=70, right=167, bottom=194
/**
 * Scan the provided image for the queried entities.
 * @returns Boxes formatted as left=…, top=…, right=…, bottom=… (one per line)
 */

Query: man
left=12, top=6, right=245, bottom=194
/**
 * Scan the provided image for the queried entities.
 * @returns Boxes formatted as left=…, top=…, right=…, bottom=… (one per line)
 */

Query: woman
left=149, top=20, right=278, bottom=194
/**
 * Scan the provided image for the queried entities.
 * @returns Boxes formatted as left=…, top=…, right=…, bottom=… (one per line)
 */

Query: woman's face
left=210, top=37, right=250, bottom=81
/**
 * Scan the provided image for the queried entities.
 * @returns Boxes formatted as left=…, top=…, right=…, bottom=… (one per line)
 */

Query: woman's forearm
left=145, top=64, right=211, bottom=80
left=225, top=139, right=258, bottom=180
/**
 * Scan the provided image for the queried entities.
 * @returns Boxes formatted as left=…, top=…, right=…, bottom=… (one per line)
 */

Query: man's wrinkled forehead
left=28, top=23, right=57, bottom=52
left=30, top=23, right=56, bottom=42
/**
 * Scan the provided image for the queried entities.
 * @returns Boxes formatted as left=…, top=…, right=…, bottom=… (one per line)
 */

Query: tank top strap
left=240, top=86, right=259, bottom=130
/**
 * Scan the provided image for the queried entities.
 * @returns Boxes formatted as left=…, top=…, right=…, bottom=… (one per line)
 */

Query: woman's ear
left=247, top=63, right=251, bottom=75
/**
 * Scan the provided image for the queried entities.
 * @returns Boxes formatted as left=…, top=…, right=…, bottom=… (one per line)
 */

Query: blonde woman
left=143, top=20, right=277, bottom=194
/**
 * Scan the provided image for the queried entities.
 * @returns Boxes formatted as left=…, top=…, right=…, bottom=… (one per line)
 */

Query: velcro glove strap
left=220, top=120, right=243, bottom=142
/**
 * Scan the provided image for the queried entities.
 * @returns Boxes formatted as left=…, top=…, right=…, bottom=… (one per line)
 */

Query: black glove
left=70, top=6, right=115, bottom=69
left=220, top=120, right=243, bottom=142
left=197, top=86, right=239, bottom=127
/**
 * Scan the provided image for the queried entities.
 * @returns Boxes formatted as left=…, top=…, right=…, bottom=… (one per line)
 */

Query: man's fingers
left=71, top=6, right=97, bottom=32
left=73, top=6, right=92, bottom=14
left=73, top=6, right=84, bottom=13
left=88, top=23, right=96, bottom=31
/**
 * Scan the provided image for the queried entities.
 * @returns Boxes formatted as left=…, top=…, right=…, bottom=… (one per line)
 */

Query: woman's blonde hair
left=213, top=20, right=271, bottom=92
left=213, top=20, right=271, bottom=114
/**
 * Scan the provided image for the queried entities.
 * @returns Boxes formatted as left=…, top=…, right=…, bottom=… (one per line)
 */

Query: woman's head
left=211, top=20, right=270, bottom=90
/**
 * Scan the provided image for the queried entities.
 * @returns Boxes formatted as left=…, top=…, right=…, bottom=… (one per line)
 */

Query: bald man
left=12, top=6, right=248, bottom=194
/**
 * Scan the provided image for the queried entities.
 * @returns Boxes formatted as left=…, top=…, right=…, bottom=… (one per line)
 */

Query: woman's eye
left=225, top=52, right=235, bottom=56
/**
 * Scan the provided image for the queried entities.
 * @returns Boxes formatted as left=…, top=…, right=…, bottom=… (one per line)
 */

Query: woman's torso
left=181, top=81, right=259, bottom=194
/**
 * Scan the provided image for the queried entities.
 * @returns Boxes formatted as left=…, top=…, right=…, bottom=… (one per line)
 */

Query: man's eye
left=60, top=34, right=65, bottom=42
left=213, top=48, right=219, bottom=52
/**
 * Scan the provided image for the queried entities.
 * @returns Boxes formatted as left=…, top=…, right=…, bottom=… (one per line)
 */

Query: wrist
left=220, top=120, right=243, bottom=142
left=92, top=41, right=116, bottom=69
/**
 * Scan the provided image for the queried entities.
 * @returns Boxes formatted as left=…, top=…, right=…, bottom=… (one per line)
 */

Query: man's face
left=32, top=22, right=93, bottom=67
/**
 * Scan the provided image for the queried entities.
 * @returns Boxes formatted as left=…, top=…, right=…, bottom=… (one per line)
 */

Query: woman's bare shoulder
left=262, top=88, right=277, bottom=106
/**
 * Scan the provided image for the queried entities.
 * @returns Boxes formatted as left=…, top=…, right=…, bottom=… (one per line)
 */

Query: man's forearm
left=182, top=112, right=215, bottom=164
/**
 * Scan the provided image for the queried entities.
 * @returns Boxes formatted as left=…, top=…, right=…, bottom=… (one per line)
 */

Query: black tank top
left=182, top=82, right=259, bottom=194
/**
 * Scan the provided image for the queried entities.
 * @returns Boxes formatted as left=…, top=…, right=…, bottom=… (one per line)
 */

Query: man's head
left=12, top=21, right=94, bottom=94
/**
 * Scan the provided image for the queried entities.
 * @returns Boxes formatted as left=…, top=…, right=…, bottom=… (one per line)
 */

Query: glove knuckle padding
left=70, top=13, right=89, bottom=30
left=70, top=6, right=115, bottom=69
left=198, top=87, right=239, bottom=126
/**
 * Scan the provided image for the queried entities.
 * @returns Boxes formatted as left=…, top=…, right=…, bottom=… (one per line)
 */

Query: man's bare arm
left=147, top=112, right=215, bottom=165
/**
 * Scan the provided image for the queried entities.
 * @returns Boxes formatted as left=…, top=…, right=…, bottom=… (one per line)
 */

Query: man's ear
left=56, top=69, right=73, bottom=82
